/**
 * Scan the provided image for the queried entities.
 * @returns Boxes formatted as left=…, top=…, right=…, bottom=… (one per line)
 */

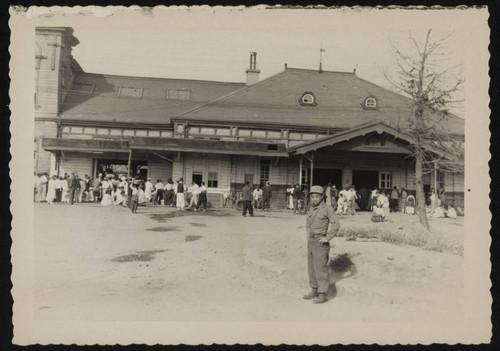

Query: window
left=260, top=159, right=270, bottom=185
left=166, top=89, right=191, bottom=100
left=70, top=82, right=94, bottom=94
left=363, top=96, right=378, bottom=109
left=208, top=172, right=218, bottom=188
left=379, top=172, right=392, bottom=189
left=118, top=86, right=144, bottom=98
left=300, top=92, right=316, bottom=106
left=301, top=169, right=309, bottom=186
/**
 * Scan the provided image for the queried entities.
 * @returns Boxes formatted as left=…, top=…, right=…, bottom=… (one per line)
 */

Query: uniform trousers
left=307, top=237, right=330, bottom=294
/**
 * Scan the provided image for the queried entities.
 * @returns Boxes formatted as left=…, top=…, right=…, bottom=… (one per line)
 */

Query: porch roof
left=288, top=121, right=441, bottom=155
left=42, top=137, right=288, bottom=157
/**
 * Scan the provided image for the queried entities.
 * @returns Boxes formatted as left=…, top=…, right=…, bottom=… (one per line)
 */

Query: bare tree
left=384, top=29, right=464, bottom=231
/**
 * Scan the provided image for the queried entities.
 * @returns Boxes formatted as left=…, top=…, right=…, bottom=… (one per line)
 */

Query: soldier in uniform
left=303, top=185, right=340, bottom=304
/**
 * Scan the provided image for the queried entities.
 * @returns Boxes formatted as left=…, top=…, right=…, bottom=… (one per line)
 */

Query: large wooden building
left=35, top=27, right=465, bottom=207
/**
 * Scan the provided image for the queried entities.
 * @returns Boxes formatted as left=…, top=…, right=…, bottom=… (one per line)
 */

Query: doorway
left=192, top=173, right=203, bottom=186
left=312, top=168, right=342, bottom=188
left=96, top=159, right=148, bottom=178
left=352, top=170, right=379, bottom=190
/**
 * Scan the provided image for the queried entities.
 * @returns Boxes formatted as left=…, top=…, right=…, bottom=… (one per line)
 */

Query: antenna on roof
left=319, top=42, right=325, bottom=73
left=353, top=63, right=358, bottom=75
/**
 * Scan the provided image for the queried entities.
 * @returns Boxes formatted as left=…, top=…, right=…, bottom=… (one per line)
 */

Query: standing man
left=175, top=178, right=185, bottom=211
left=241, top=181, right=254, bottom=217
left=390, top=186, right=400, bottom=213
left=68, top=173, right=80, bottom=205
left=262, top=181, right=272, bottom=212
left=303, top=185, right=340, bottom=304
left=400, top=187, right=408, bottom=214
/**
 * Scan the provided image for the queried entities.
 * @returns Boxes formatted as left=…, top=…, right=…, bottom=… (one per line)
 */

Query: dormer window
left=363, top=96, right=378, bottom=109
left=300, top=92, right=317, bottom=106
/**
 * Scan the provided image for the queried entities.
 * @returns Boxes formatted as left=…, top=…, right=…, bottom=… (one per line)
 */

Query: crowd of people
left=282, top=182, right=461, bottom=222
left=35, top=171, right=460, bottom=220
left=34, top=172, right=209, bottom=213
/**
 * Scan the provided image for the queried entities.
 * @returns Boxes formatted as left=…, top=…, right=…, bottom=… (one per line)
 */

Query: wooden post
left=127, top=149, right=132, bottom=178
left=299, top=155, right=303, bottom=187
left=310, top=151, right=314, bottom=186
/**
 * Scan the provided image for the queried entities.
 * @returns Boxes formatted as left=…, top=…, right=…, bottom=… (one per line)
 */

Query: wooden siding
left=35, top=121, right=58, bottom=173
left=59, top=153, right=93, bottom=177
left=149, top=160, right=173, bottom=182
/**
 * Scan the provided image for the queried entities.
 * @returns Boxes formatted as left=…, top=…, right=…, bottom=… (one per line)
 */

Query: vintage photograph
left=10, top=5, right=490, bottom=345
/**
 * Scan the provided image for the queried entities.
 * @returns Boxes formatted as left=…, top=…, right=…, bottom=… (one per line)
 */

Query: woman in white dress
left=45, top=175, right=57, bottom=204
left=61, top=176, right=69, bottom=203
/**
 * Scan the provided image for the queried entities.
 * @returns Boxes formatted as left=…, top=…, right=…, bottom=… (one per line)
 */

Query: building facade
left=35, top=27, right=465, bottom=208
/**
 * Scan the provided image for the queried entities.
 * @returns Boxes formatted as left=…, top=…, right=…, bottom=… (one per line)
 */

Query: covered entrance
left=96, top=159, right=148, bottom=178
left=352, top=170, right=379, bottom=190
left=312, top=168, right=342, bottom=188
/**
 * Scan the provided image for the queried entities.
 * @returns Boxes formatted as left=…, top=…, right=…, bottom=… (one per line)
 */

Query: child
left=130, top=183, right=139, bottom=213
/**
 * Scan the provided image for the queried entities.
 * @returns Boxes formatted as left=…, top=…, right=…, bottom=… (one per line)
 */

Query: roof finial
left=353, top=63, right=358, bottom=75
left=319, top=42, right=325, bottom=73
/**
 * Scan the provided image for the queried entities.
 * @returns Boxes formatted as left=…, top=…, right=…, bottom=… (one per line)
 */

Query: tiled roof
left=176, top=68, right=465, bottom=136
left=59, top=73, right=245, bottom=125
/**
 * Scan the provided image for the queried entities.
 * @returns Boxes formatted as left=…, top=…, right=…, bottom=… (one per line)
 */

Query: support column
left=299, top=156, right=303, bottom=187
left=310, top=151, right=314, bottom=186
left=127, top=149, right=132, bottom=177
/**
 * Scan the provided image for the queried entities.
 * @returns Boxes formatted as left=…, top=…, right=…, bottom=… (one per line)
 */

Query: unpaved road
left=33, top=203, right=463, bottom=323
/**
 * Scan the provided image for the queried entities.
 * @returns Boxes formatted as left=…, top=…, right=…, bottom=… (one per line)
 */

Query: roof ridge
left=285, top=67, right=355, bottom=75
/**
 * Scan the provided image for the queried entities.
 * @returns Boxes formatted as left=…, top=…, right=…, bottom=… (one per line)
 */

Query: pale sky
left=31, top=6, right=482, bottom=117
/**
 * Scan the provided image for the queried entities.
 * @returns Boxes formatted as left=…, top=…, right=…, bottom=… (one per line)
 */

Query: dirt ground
left=33, top=202, right=464, bottom=323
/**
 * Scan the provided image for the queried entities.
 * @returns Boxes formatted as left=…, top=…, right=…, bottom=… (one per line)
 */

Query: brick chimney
left=245, top=52, right=260, bottom=85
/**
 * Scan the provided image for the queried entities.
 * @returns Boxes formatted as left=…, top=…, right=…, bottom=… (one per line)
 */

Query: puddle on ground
left=185, top=235, right=203, bottom=242
left=147, top=226, right=180, bottom=232
left=189, top=222, right=207, bottom=227
left=112, top=250, right=166, bottom=262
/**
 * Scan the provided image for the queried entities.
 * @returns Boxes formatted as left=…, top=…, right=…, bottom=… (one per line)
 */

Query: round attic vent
left=363, top=96, right=378, bottom=109
left=300, top=92, right=317, bottom=106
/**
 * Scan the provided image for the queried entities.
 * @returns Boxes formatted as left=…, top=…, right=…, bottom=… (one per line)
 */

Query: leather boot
left=302, top=289, right=319, bottom=300
left=313, top=293, right=328, bottom=304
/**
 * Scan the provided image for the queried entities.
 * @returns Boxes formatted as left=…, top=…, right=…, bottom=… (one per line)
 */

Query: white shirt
left=191, top=184, right=201, bottom=195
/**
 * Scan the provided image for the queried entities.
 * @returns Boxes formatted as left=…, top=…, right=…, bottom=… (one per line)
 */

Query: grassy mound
left=337, top=221, right=463, bottom=255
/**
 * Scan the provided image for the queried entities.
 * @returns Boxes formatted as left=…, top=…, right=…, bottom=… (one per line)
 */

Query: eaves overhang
left=41, top=137, right=288, bottom=158
left=129, top=137, right=288, bottom=157
left=42, top=138, right=129, bottom=153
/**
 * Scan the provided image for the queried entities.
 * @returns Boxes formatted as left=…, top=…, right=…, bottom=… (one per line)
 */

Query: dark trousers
left=242, top=200, right=253, bottom=216
left=307, top=237, right=330, bottom=294
left=68, top=188, right=78, bottom=205
left=55, top=188, right=62, bottom=202
left=262, top=198, right=271, bottom=211
left=164, top=190, right=173, bottom=206
left=390, top=199, right=398, bottom=212
left=93, top=190, right=101, bottom=203
left=131, top=195, right=138, bottom=213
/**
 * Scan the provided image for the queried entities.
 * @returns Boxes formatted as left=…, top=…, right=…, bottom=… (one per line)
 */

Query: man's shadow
left=326, top=253, right=358, bottom=299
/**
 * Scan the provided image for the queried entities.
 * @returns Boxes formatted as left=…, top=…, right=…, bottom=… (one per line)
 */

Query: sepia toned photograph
left=9, top=5, right=491, bottom=345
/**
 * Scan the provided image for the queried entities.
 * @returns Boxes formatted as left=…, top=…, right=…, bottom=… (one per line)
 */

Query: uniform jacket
left=306, top=202, right=340, bottom=241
